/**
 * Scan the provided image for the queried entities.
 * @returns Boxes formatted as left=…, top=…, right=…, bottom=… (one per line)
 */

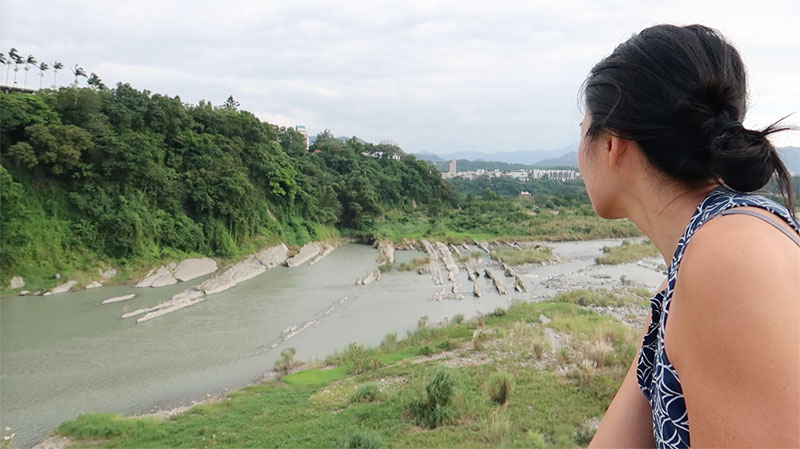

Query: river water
left=1, top=240, right=664, bottom=448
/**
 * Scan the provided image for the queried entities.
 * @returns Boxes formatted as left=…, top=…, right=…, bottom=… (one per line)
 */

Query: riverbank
left=3, top=237, right=663, bottom=449
left=34, top=238, right=662, bottom=449
left=51, top=285, right=650, bottom=448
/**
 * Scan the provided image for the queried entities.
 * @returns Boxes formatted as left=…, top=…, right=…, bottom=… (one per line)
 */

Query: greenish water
left=1, top=244, right=523, bottom=448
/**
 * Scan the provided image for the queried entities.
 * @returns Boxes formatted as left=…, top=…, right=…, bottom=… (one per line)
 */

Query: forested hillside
left=0, top=85, right=457, bottom=288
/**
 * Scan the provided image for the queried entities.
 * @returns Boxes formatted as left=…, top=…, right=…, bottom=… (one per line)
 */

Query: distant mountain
left=414, top=152, right=445, bottom=163
left=412, top=143, right=577, bottom=166
left=779, top=146, right=800, bottom=175
left=415, top=145, right=798, bottom=174
left=535, top=151, right=578, bottom=168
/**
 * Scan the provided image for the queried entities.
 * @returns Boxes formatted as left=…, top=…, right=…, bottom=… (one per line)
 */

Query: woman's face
left=577, top=111, right=618, bottom=218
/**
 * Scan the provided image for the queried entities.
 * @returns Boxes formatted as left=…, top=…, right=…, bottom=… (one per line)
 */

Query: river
left=0, top=240, right=664, bottom=448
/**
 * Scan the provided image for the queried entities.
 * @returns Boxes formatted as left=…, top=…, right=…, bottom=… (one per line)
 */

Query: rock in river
left=286, top=243, right=322, bottom=267
left=173, top=258, right=218, bottom=282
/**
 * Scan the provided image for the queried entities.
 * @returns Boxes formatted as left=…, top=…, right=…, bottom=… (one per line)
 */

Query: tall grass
left=491, top=247, right=553, bottom=265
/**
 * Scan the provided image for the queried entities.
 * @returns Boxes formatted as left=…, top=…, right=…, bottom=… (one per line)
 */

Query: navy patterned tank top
left=636, top=185, right=800, bottom=448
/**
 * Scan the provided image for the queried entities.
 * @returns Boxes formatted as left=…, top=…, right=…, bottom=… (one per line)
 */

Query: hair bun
left=709, top=125, right=777, bottom=192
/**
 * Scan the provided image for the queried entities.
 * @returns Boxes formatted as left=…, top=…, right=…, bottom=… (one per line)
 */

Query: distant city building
left=296, top=125, right=309, bottom=151
left=519, top=191, right=532, bottom=198
left=444, top=167, right=581, bottom=182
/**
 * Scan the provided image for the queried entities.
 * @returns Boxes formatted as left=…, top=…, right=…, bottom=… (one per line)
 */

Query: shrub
left=451, top=313, right=465, bottom=325
left=350, top=383, right=382, bottom=403
left=487, top=371, right=514, bottom=405
left=417, top=345, right=433, bottom=356
left=436, top=339, right=454, bottom=351
left=341, top=344, right=383, bottom=375
left=338, top=430, right=385, bottom=449
left=407, top=367, right=456, bottom=429
left=275, top=347, right=298, bottom=374
left=379, top=333, right=398, bottom=352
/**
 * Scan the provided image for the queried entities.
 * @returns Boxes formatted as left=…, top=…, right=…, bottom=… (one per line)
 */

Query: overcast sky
left=2, top=0, right=798, bottom=153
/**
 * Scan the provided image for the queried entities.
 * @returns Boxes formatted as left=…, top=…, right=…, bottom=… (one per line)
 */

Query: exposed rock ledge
left=286, top=242, right=322, bottom=267
left=123, top=244, right=289, bottom=323
left=136, top=258, right=218, bottom=288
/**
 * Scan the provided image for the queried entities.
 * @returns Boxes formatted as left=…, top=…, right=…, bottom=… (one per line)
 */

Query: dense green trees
left=0, top=85, right=457, bottom=285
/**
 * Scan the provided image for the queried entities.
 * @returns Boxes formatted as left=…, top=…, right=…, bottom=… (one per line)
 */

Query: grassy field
left=594, top=240, right=659, bottom=265
left=55, top=290, right=647, bottom=449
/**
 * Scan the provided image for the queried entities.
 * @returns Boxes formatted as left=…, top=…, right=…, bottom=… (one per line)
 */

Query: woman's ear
left=607, top=134, right=631, bottom=171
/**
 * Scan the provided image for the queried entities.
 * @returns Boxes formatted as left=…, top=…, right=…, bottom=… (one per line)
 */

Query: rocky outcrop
left=420, top=240, right=438, bottom=260
left=173, top=258, right=218, bottom=282
left=9, top=276, right=25, bottom=289
left=122, top=243, right=292, bottom=322
left=435, top=242, right=459, bottom=281
left=473, top=281, right=482, bottom=297
left=85, top=281, right=103, bottom=289
left=48, top=280, right=78, bottom=295
left=484, top=269, right=507, bottom=295
left=309, top=245, right=335, bottom=265
left=286, top=243, right=322, bottom=267
left=102, top=294, right=137, bottom=304
left=377, top=241, right=395, bottom=266
left=136, top=264, right=179, bottom=288
left=256, top=244, right=289, bottom=268
left=356, top=270, right=381, bottom=285
left=201, top=256, right=266, bottom=295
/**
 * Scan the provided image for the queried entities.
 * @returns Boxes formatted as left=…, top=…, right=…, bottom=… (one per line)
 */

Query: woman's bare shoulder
left=664, top=207, right=800, bottom=447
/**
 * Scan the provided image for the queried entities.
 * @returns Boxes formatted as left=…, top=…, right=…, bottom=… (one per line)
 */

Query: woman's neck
left=624, top=182, right=720, bottom=266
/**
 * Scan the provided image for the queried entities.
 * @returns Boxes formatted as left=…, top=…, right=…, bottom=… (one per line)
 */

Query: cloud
left=2, top=0, right=798, bottom=152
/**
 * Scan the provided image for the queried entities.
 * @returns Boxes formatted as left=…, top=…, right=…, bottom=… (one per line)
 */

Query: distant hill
left=779, top=146, right=800, bottom=175
left=416, top=145, right=798, bottom=174
left=535, top=151, right=578, bottom=168
left=412, top=143, right=577, bottom=166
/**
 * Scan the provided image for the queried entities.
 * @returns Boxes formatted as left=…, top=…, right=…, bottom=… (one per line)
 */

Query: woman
left=579, top=25, right=800, bottom=448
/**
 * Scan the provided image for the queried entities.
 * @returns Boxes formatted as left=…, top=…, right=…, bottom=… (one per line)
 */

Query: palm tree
left=87, top=72, right=106, bottom=90
left=52, top=61, right=63, bottom=88
left=9, top=48, right=22, bottom=85
left=23, top=55, right=37, bottom=88
left=70, top=64, right=87, bottom=86
left=0, top=53, right=8, bottom=86
left=38, top=62, right=49, bottom=89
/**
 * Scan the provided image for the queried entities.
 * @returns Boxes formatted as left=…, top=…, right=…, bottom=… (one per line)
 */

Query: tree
left=87, top=72, right=106, bottom=90
left=52, top=61, right=63, bottom=88
left=8, top=48, right=21, bottom=85
left=23, top=55, right=36, bottom=88
left=222, top=95, right=239, bottom=110
left=38, top=62, right=49, bottom=89
left=70, top=64, right=87, bottom=86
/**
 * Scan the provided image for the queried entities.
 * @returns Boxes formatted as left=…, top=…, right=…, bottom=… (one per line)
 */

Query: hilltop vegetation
left=0, top=85, right=456, bottom=289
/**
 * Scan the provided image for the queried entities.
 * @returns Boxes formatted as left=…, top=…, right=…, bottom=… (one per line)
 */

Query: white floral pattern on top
left=636, top=186, right=800, bottom=449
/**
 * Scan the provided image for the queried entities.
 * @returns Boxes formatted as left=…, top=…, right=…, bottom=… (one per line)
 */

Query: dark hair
left=583, top=24, right=795, bottom=213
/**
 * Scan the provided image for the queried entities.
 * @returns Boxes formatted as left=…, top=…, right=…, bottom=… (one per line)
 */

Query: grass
left=56, top=296, right=646, bottom=449
left=490, top=247, right=553, bottom=265
left=595, top=239, right=659, bottom=265
left=552, top=288, right=651, bottom=307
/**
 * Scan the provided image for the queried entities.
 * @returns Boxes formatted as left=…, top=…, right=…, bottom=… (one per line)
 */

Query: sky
left=1, top=0, right=798, bottom=154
